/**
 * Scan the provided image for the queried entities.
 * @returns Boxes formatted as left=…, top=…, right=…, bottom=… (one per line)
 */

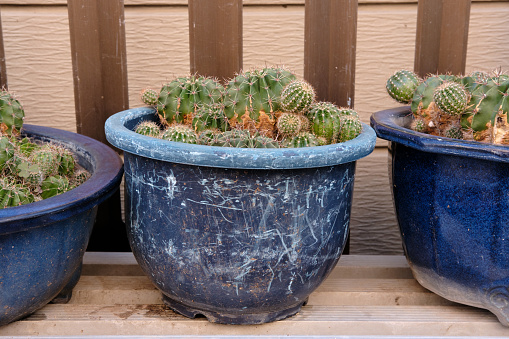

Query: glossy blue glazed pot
left=371, top=106, right=509, bottom=326
left=105, top=107, right=376, bottom=324
left=0, top=124, right=123, bottom=327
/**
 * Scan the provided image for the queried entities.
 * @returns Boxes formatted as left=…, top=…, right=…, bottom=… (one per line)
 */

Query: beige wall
left=1, top=1, right=508, bottom=254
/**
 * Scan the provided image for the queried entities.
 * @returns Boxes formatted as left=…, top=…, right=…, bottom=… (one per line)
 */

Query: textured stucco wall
left=1, top=1, right=508, bottom=254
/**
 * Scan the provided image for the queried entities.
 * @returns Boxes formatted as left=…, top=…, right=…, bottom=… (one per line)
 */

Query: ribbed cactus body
left=284, top=132, right=323, bottom=148
left=280, top=80, right=316, bottom=113
left=192, top=103, right=229, bottom=132
left=141, top=88, right=159, bottom=106
left=307, top=102, right=342, bottom=143
left=411, top=118, right=427, bottom=133
left=160, top=124, right=198, bottom=144
left=433, top=82, right=470, bottom=116
left=0, top=91, right=24, bottom=136
left=135, top=121, right=161, bottom=137
left=0, top=179, right=34, bottom=208
left=31, top=145, right=60, bottom=178
left=41, top=176, right=70, bottom=200
left=339, top=115, right=362, bottom=142
left=386, top=70, right=421, bottom=104
left=57, top=149, right=75, bottom=176
left=444, top=125, right=464, bottom=139
left=250, top=135, right=280, bottom=148
left=0, top=137, right=15, bottom=170
left=224, top=67, right=297, bottom=136
left=410, top=74, right=457, bottom=114
left=276, top=112, right=305, bottom=138
left=157, top=76, right=224, bottom=126
left=211, top=130, right=252, bottom=148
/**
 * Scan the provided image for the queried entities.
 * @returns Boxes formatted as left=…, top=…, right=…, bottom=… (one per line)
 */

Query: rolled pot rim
left=105, top=107, right=377, bottom=170
left=370, top=106, right=509, bottom=164
left=0, top=124, right=124, bottom=234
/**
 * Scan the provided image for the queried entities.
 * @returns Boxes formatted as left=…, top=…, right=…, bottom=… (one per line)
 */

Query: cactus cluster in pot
left=386, top=69, right=509, bottom=145
left=137, top=66, right=363, bottom=148
left=0, top=91, right=89, bottom=209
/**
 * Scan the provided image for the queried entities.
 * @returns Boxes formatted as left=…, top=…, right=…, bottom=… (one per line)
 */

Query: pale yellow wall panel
left=1, top=6, right=76, bottom=132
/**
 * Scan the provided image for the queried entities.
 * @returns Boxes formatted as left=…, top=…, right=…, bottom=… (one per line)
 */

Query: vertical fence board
left=189, top=0, right=242, bottom=81
left=414, top=0, right=471, bottom=77
left=67, top=0, right=129, bottom=251
left=304, top=0, right=358, bottom=108
left=0, top=7, right=7, bottom=90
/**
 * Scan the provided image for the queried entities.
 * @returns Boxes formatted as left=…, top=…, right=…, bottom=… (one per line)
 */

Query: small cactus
left=141, top=88, right=159, bottom=106
left=211, top=129, right=252, bottom=148
left=284, top=132, right=324, bottom=148
left=386, top=70, right=421, bottom=104
left=0, top=91, right=24, bottom=137
left=192, top=103, right=229, bottom=132
left=410, top=118, right=427, bottom=133
left=339, top=115, right=362, bottom=142
left=41, top=176, right=70, bottom=200
left=0, top=179, right=34, bottom=208
left=135, top=121, right=161, bottom=137
left=280, top=80, right=316, bottom=113
left=444, top=124, right=464, bottom=139
left=57, top=148, right=76, bottom=176
left=307, top=102, right=343, bottom=143
left=0, top=136, right=15, bottom=171
left=276, top=112, right=305, bottom=138
left=30, top=145, right=60, bottom=178
left=160, top=124, right=198, bottom=144
left=433, top=82, right=470, bottom=116
left=249, top=135, right=280, bottom=148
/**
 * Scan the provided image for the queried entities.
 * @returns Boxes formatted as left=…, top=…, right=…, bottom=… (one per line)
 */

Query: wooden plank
left=0, top=7, right=7, bottom=90
left=67, top=0, right=129, bottom=144
left=304, top=0, right=358, bottom=108
left=188, top=0, right=242, bottom=82
left=414, top=0, right=472, bottom=77
left=67, top=0, right=129, bottom=252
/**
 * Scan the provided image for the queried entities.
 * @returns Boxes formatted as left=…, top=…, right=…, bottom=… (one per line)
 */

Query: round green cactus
left=135, top=121, right=161, bottom=137
left=284, top=132, right=324, bottom=148
left=160, top=124, right=198, bottom=144
left=192, top=103, right=229, bottom=132
left=211, top=129, right=252, bottom=148
left=307, top=102, right=343, bottom=143
left=339, top=115, right=362, bottom=142
left=433, top=82, right=470, bottom=116
left=41, top=175, right=70, bottom=200
left=0, top=178, right=35, bottom=208
left=140, top=88, right=159, bottom=106
left=276, top=112, right=305, bottom=138
left=224, top=66, right=297, bottom=122
left=57, top=148, right=75, bottom=176
left=0, top=91, right=24, bottom=137
left=30, top=145, right=60, bottom=178
left=249, top=135, right=280, bottom=148
left=444, top=124, right=464, bottom=139
left=280, top=80, right=316, bottom=113
left=157, top=76, right=224, bottom=125
left=411, top=118, right=427, bottom=133
left=386, top=70, right=421, bottom=104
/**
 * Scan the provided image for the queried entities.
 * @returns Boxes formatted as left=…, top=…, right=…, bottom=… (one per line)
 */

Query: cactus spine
left=280, top=80, right=316, bottom=113
left=307, top=102, right=343, bottom=143
left=386, top=70, right=421, bottom=104
left=433, top=82, right=470, bottom=116
left=140, top=88, right=159, bottom=106
left=135, top=121, right=161, bottom=137
left=0, top=91, right=24, bottom=137
left=160, top=124, right=198, bottom=144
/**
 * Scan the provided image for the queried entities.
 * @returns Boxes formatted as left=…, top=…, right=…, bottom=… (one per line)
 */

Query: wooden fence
left=0, top=0, right=474, bottom=251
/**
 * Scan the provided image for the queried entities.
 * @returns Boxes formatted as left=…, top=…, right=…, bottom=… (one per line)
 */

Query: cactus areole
left=105, top=106, right=375, bottom=324
left=370, top=106, right=509, bottom=327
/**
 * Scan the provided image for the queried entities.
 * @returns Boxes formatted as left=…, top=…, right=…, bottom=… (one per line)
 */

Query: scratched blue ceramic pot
left=105, top=107, right=376, bottom=324
left=0, top=125, right=123, bottom=327
left=371, top=106, right=509, bottom=326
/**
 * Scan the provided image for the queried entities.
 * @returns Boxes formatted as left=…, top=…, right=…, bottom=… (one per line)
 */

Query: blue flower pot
left=0, top=124, right=123, bottom=327
left=105, top=107, right=376, bottom=324
left=371, top=106, right=509, bottom=326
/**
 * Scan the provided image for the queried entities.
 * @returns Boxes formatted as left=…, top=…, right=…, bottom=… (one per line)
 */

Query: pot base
left=162, top=294, right=306, bottom=325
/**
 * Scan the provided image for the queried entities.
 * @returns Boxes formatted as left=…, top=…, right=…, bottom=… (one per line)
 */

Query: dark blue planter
left=0, top=124, right=123, bottom=327
left=105, top=107, right=376, bottom=324
left=371, top=106, right=509, bottom=326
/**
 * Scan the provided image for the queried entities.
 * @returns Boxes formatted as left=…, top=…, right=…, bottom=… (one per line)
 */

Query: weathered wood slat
left=2, top=253, right=508, bottom=337
left=0, top=7, right=7, bottom=90
left=414, top=0, right=472, bottom=76
left=189, top=0, right=242, bottom=81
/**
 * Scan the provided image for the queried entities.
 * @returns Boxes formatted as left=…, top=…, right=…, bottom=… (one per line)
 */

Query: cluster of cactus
left=0, top=91, right=90, bottom=209
left=138, top=66, right=364, bottom=148
left=386, top=69, right=509, bottom=145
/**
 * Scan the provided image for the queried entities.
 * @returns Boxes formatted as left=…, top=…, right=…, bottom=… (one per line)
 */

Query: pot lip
left=105, top=107, right=377, bottom=169
left=0, top=124, right=124, bottom=234
left=370, top=106, right=509, bottom=163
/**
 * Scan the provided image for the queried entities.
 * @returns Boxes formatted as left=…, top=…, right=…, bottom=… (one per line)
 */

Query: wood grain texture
left=1, top=253, right=507, bottom=337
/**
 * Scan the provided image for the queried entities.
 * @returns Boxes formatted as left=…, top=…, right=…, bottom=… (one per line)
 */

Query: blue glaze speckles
left=0, top=124, right=123, bottom=327
left=371, top=107, right=509, bottom=326
left=105, top=107, right=376, bottom=324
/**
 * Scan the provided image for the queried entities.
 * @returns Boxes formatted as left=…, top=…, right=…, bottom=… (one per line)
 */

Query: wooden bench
left=1, top=253, right=508, bottom=337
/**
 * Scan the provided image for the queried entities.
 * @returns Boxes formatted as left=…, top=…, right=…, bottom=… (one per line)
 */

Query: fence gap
left=189, top=0, right=243, bottom=82
left=414, top=0, right=471, bottom=77
left=67, top=0, right=129, bottom=251
left=304, top=0, right=358, bottom=108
